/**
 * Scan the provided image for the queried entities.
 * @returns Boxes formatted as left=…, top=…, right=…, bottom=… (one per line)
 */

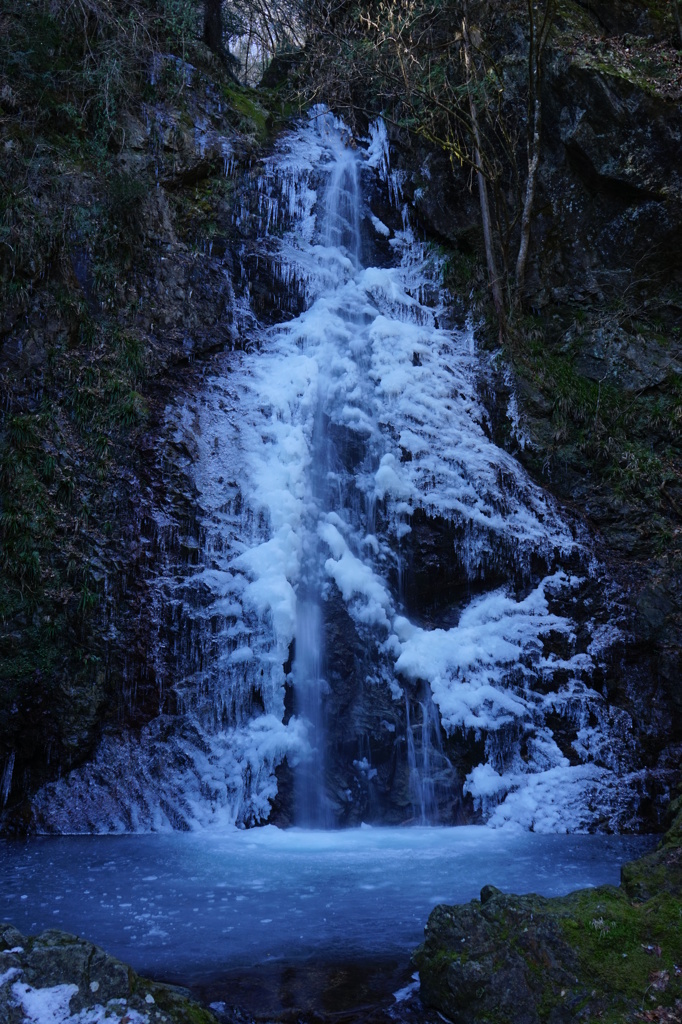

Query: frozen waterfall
left=30, top=109, right=643, bottom=834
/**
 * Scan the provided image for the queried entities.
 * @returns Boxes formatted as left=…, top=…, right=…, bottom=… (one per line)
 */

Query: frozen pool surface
left=0, top=827, right=653, bottom=985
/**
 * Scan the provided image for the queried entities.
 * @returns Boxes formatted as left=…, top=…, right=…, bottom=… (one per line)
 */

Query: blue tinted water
left=0, top=826, right=653, bottom=986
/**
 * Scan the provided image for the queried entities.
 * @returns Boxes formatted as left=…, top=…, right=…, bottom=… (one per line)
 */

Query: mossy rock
left=415, top=808, right=682, bottom=1024
left=0, top=926, right=219, bottom=1024
left=621, top=797, right=682, bottom=901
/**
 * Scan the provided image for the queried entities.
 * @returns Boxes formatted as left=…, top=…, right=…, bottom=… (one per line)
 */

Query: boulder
left=0, top=926, right=218, bottom=1024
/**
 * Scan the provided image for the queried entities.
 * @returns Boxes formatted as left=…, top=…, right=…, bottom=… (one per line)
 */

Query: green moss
left=0, top=308, right=149, bottom=781
left=419, top=886, right=682, bottom=1024
left=441, top=247, right=487, bottom=305
left=417, top=801, right=682, bottom=1024
left=621, top=803, right=682, bottom=903
left=559, top=887, right=682, bottom=1009
left=572, top=40, right=682, bottom=101
left=553, top=0, right=601, bottom=36
left=222, top=83, right=270, bottom=139
left=506, top=306, right=682, bottom=557
left=172, top=176, right=236, bottom=247
left=426, top=944, right=463, bottom=968
left=148, top=981, right=220, bottom=1024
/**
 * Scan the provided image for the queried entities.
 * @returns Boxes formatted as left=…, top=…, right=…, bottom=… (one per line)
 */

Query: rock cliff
left=0, top=0, right=286, bottom=824
left=1, top=0, right=681, bottom=829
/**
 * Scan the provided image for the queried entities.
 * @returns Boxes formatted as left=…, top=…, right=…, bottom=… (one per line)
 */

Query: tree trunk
left=674, top=0, right=682, bottom=48
left=515, top=133, right=539, bottom=300
left=461, top=11, right=506, bottom=338
left=515, top=0, right=540, bottom=300
left=204, top=0, right=223, bottom=54
left=515, top=0, right=554, bottom=302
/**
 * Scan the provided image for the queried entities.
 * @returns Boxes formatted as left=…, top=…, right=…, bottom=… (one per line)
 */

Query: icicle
left=1, top=752, right=15, bottom=807
left=28, top=105, right=640, bottom=835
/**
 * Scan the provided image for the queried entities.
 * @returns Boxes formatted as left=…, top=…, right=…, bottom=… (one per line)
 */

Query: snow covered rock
left=0, top=924, right=217, bottom=1024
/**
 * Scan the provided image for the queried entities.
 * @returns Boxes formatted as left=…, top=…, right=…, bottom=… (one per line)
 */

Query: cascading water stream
left=323, top=145, right=362, bottom=263
left=405, top=688, right=452, bottom=824
left=293, top=599, right=328, bottom=826
left=291, top=139, right=367, bottom=826
left=27, top=108, right=649, bottom=835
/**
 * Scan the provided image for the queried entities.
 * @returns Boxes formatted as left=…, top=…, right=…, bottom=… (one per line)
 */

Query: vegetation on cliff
left=1, top=0, right=681, bottom=826
left=0, top=0, right=287, bottom=821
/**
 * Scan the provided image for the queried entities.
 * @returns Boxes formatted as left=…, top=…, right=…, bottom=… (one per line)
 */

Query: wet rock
left=417, top=798, right=682, bottom=1024
left=306, top=583, right=463, bottom=827
left=415, top=800, right=682, bottom=1023
left=322, top=588, right=410, bottom=824
left=621, top=794, right=682, bottom=901
left=636, top=583, right=674, bottom=640
left=1, top=924, right=23, bottom=945
left=0, top=926, right=218, bottom=1023
left=415, top=892, right=580, bottom=1024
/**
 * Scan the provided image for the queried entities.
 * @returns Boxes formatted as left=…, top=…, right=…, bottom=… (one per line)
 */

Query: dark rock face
left=578, top=0, right=671, bottom=37
left=0, top=7, right=274, bottom=824
left=409, top=49, right=682, bottom=330
left=538, top=60, right=681, bottom=311
left=386, top=3, right=682, bottom=812
left=322, top=587, right=406, bottom=824
left=0, top=924, right=217, bottom=1023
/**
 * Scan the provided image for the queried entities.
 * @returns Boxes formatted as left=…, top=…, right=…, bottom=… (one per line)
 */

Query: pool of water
left=0, top=825, right=653, bottom=992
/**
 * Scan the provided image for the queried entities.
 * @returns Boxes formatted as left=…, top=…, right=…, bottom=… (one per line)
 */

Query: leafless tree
left=204, top=0, right=224, bottom=53
left=462, top=2, right=505, bottom=334
left=515, top=0, right=556, bottom=300
left=226, top=0, right=306, bottom=82
left=300, top=0, right=557, bottom=337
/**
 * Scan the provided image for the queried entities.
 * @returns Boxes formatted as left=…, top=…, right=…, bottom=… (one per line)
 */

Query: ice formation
left=0, top=828, right=653, bottom=978
left=30, top=108, right=639, bottom=834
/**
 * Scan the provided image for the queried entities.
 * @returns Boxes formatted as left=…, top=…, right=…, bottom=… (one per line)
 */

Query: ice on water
left=32, top=108, right=634, bottom=834
left=0, top=829, right=654, bottom=982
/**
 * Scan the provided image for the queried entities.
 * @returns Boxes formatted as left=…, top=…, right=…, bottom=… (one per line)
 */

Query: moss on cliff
left=0, top=0, right=287, bottom=821
left=505, top=307, right=682, bottom=550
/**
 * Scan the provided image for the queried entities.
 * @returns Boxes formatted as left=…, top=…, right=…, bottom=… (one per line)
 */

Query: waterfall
left=293, top=599, right=328, bottom=826
left=291, top=136, right=365, bottom=826
left=323, top=143, right=362, bottom=263
left=29, top=108, right=646, bottom=835
left=290, top=376, right=331, bottom=828
left=405, top=690, right=450, bottom=824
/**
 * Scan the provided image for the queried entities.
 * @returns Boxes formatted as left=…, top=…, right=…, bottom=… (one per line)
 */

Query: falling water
left=27, top=108, right=648, bottom=835
left=293, top=600, right=328, bottom=826
left=291, top=140, right=365, bottom=826
left=323, top=142, right=362, bottom=263
left=405, top=688, right=452, bottom=824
